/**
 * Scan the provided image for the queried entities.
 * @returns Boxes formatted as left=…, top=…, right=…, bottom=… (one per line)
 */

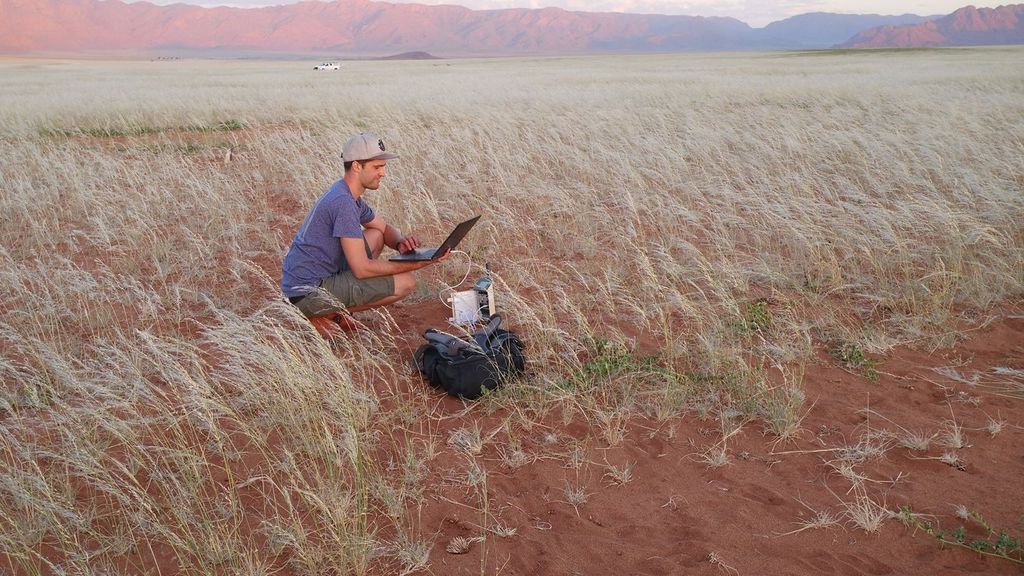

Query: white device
left=448, top=267, right=497, bottom=326
left=449, top=290, right=481, bottom=326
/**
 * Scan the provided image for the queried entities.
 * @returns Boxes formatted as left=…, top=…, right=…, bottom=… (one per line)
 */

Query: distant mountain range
left=843, top=4, right=1024, bottom=48
left=0, top=0, right=1021, bottom=55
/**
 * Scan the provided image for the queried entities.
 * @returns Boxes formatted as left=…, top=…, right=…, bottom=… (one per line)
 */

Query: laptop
left=389, top=215, right=481, bottom=262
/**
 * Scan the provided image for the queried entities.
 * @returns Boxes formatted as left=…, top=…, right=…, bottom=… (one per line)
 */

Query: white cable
left=438, top=250, right=474, bottom=309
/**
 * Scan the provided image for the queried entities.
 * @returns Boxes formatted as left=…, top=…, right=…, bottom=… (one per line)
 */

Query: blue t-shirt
left=281, top=179, right=375, bottom=297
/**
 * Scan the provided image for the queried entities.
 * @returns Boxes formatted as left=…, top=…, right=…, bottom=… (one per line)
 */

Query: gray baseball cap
left=342, top=132, right=399, bottom=162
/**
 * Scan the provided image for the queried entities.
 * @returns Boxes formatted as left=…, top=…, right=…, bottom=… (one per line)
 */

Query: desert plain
left=0, top=48, right=1023, bottom=575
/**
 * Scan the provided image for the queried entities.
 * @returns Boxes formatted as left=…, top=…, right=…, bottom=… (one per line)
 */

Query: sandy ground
left=373, top=300, right=1024, bottom=576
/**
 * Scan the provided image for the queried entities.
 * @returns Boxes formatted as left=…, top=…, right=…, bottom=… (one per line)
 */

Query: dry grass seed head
left=701, top=445, right=730, bottom=468
left=939, top=451, right=962, bottom=468
left=597, top=409, right=628, bottom=446
left=954, top=503, right=972, bottom=520
left=662, top=494, right=686, bottom=511
left=757, top=382, right=807, bottom=442
left=563, top=481, right=590, bottom=513
left=708, top=551, right=740, bottom=575
left=448, top=424, right=485, bottom=455
left=777, top=505, right=842, bottom=536
left=933, top=366, right=981, bottom=386
left=897, top=430, right=933, bottom=452
left=445, top=535, right=483, bottom=555
left=718, top=406, right=747, bottom=440
left=955, top=390, right=980, bottom=406
left=839, top=430, right=893, bottom=463
left=843, top=488, right=893, bottom=533
left=985, top=416, right=1005, bottom=437
left=564, top=442, right=587, bottom=469
left=497, top=445, right=533, bottom=470
left=939, top=419, right=966, bottom=449
left=828, top=460, right=867, bottom=487
left=374, top=483, right=408, bottom=521
left=603, top=461, right=635, bottom=485
left=801, top=508, right=841, bottom=531
left=489, top=523, right=517, bottom=538
left=390, top=532, right=431, bottom=575
left=462, top=458, right=487, bottom=488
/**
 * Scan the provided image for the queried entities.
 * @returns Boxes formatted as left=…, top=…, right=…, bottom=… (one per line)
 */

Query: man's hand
left=397, top=236, right=421, bottom=255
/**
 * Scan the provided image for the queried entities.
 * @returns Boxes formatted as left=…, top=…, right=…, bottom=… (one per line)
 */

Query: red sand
left=376, top=302, right=1024, bottom=575
left=7, top=299, right=1020, bottom=574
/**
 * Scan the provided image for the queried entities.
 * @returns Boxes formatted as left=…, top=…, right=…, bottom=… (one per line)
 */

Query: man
left=281, top=132, right=448, bottom=327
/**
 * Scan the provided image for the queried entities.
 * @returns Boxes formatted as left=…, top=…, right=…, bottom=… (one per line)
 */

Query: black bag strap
left=413, top=344, right=429, bottom=373
left=422, top=315, right=508, bottom=358
left=424, top=328, right=482, bottom=357
left=473, top=314, right=503, bottom=349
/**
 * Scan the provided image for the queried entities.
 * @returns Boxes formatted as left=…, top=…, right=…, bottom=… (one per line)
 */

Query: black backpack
left=413, top=314, right=525, bottom=399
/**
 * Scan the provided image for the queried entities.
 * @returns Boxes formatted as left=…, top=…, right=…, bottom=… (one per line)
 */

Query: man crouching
left=281, top=132, right=448, bottom=328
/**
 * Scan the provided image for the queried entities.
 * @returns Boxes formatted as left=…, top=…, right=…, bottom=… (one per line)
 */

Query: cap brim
left=351, top=152, right=398, bottom=161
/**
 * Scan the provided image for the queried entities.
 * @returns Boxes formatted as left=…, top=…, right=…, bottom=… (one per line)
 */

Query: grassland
left=0, top=49, right=1022, bottom=574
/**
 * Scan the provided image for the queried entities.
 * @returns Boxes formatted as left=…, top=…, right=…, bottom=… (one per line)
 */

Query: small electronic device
left=389, top=215, right=481, bottom=262
left=474, top=266, right=494, bottom=317
left=449, top=265, right=496, bottom=326
left=450, top=290, right=481, bottom=326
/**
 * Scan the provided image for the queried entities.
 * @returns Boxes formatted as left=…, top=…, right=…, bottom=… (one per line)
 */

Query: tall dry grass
left=0, top=48, right=1022, bottom=573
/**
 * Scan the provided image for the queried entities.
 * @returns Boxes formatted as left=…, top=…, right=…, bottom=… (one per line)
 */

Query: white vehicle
left=313, top=62, right=340, bottom=71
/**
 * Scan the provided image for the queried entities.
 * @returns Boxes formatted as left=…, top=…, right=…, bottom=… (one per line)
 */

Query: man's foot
left=335, top=313, right=360, bottom=331
left=308, top=313, right=359, bottom=338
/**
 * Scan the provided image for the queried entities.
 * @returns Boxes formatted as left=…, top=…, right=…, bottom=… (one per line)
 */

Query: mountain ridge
left=0, top=0, right=1020, bottom=55
left=842, top=4, right=1024, bottom=48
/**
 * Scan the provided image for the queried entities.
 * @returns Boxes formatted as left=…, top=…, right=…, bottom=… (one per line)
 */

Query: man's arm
left=341, top=237, right=444, bottom=279
left=363, top=217, right=421, bottom=254
left=342, top=215, right=447, bottom=279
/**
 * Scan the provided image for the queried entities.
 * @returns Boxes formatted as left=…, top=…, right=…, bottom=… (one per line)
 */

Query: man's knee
left=393, top=272, right=417, bottom=299
left=364, top=228, right=384, bottom=259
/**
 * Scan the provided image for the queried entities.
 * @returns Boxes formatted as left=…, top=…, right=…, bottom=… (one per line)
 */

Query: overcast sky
left=128, top=1, right=994, bottom=27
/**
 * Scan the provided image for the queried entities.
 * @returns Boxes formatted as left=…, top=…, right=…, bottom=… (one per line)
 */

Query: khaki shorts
left=293, top=272, right=396, bottom=317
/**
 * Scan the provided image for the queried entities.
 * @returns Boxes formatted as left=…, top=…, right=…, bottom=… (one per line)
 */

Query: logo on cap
left=378, top=139, right=386, bottom=152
